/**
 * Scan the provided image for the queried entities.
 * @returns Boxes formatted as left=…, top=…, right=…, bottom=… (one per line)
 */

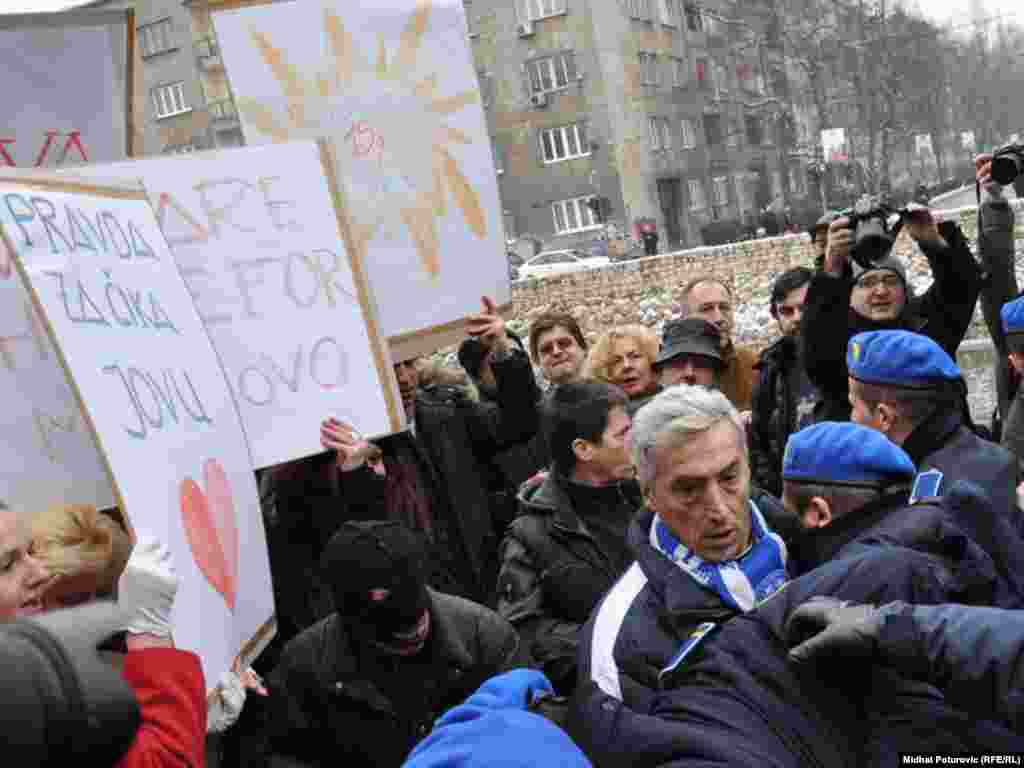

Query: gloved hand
left=460, top=669, right=554, bottom=713
left=785, top=596, right=885, bottom=666
left=118, top=533, right=178, bottom=640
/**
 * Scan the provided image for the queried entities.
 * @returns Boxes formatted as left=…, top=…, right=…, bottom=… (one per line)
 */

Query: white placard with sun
left=212, top=0, right=509, bottom=359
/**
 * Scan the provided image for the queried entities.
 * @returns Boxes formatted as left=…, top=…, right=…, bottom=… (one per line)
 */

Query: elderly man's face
left=645, top=419, right=753, bottom=562
left=0, top=510, right=52, bottom=619
left=685, top=282, right=734, bottom=346
left=658, top=355, right=718, bottom=388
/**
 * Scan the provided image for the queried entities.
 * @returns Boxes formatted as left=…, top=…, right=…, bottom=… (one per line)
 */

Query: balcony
left=195, top=37, right=223, bottom=71
left=207, top=98, right=239, bottom=127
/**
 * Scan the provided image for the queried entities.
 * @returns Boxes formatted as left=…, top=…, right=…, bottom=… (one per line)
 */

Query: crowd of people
left=5, top=155, right=1024, bottom=766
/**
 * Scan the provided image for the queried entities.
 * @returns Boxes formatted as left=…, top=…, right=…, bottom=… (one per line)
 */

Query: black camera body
left=991, top=143, right=1024, bottom=186
left=838, top=195, right=904, bottom=270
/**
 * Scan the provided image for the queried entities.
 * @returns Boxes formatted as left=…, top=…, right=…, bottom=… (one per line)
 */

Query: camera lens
left=852, top=217, right=895, bottom=265
left=991, top=153, right=1022, bottom=186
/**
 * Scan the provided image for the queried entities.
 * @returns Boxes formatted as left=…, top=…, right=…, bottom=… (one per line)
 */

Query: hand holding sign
left=321, top=418, right=383, bottom=473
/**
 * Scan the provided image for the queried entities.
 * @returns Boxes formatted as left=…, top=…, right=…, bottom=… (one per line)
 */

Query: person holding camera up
left=802, top=197, right=982, bottom=422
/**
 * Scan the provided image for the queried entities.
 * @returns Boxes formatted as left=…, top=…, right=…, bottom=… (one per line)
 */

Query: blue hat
left=1001, top=296, right=1024, bottom=341
left=403, top=670, right=591, bottom=768
left=783, top=422, right=916, bottom=488
left=847, top=330, right=960, bottom=389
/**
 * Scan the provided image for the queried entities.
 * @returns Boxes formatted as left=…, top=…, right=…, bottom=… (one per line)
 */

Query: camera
left=838, top=195, right=904, bottom=270
left=990, top=143, right=1024, bottom=186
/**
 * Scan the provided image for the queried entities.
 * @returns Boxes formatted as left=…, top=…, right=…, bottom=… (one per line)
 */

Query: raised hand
left=320, top=418, right=382, bottom=472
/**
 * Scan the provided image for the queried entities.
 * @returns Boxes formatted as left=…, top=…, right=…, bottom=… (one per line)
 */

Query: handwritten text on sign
left=81, top=141, right=400, bottom=469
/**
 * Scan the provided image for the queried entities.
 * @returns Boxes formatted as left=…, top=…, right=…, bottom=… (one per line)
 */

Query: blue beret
left=783, top=422, right=916, bottom=487
left=1001, top=296, right=1024, bottom=336
left=847, top=330, right=960, bottom=388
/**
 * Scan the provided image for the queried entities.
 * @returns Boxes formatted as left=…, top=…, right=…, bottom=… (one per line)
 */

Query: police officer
left=846, top=330, right=1022, bottom=535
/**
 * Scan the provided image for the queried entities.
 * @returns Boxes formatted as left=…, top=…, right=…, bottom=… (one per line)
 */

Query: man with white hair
left=0, top=501, right=52, bottom=619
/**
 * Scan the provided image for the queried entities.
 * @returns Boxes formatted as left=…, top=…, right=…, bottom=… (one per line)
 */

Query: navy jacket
left=571, top=503, right=1006, bottom=768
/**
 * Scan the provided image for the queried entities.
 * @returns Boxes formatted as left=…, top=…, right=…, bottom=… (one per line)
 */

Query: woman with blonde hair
left=30, top=503, right=132, bottom=610
left=584, top=324, right=662, bottom=414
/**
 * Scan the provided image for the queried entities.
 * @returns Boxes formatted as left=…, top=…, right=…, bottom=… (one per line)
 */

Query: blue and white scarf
left=650, top=500, right=789, bottom=612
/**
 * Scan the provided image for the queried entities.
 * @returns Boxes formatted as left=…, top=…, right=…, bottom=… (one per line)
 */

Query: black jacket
left=571, top=503, right=1001, bottom=768
left=268, top=347, right=541, bottom=619
left=245, top=590, right=520, bottom=768
left=802, top=221, right=982, bottom=421
left=496, top=472, right=642, bottom=693
left=750, top=336, right=814, bottom=495
left=873, top=602, right=1024, bottom=732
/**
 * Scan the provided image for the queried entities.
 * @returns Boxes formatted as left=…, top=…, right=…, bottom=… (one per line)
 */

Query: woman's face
left=41, top=570, right=100, bottom=611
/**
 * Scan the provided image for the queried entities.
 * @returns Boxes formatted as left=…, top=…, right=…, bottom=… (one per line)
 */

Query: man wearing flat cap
left=846, top=330, right=1021, bottom=535
left=652, top=318, right=725, bottom=390
left=245, top=521, right=520, bottom=768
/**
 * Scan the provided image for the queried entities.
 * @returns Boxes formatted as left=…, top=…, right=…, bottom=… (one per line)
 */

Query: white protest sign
left=0, top=170, right=274, bottom=691
left=212, top=0, right=510, bottom=360
left=0, top=271, right=115, bottom=514
left=0, top=9, right=136, bottom=167
left=78, top=141, right=404, bottom=469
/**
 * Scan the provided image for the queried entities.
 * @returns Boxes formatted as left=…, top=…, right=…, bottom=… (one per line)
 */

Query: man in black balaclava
left=246, top=521, right=519, bottom=768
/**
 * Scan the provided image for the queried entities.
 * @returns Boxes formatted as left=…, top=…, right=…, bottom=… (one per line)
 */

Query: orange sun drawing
left=236, top=0, right=486, bottom=279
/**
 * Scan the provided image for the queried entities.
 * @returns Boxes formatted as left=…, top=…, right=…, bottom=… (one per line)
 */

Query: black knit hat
left=320, top=521, right=428, bottom=634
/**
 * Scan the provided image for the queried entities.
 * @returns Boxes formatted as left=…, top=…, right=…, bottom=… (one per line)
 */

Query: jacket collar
left=900, top=407, right=963, bottom=466
left=790, top=489, right=909, bottom=573
left=519, top=471, right=641, bottom=535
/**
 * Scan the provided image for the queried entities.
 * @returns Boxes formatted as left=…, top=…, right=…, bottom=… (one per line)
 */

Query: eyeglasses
left=855, top=274, right=902, bottom=291
left=539, top=337, right=576, bottom=357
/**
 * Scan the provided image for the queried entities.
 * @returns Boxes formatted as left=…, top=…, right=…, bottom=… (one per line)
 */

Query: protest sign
left=79, top=140, right=403, bottom=469
left=211, top=0, right=509, bottom=360
left=0, top=170, right=274, bottom=691
left=0, top=8, right=138, bottom=166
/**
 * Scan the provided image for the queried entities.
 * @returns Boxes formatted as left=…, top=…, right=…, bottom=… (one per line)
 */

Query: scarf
left=650, top=499, right=788, bottom=612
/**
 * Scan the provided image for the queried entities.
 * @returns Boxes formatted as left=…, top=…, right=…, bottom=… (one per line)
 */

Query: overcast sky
left=911, top=0, right=1022, bottom=28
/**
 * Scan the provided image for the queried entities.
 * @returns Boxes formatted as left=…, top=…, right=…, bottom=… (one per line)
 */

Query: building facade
left=467, top=0, right=806, bottom=251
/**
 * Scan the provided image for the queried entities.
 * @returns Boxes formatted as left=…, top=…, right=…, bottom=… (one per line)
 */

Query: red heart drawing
left=180, top=459, right=239, bottom=612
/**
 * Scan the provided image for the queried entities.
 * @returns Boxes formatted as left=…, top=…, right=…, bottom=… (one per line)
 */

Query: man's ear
left=800, top=497, right=833, bottom=529
left=875, top=402, right=899, bottom=434
left=572, top=438, right=593, bottom=464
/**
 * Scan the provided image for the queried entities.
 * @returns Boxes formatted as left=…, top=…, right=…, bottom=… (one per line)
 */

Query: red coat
left=116, top=648, right=207, bottom=768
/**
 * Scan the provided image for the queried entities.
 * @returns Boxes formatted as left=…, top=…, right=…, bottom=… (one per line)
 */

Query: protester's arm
left=787, top=598, right=1024, bottom=731
left=473, top=595, right=522, bottom=676
left=801, top=273, right=853, bottom=402
left=114, top=535, right=207, bottom=768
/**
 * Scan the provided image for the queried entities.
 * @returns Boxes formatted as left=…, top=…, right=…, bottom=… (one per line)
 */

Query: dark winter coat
left=243, top=590, right=520, bottom=768
left=496, top=472, right=642, bottom=693
left=570, top=503, right=1004, bottom=768
left=801, top=221, right=982, bottom=421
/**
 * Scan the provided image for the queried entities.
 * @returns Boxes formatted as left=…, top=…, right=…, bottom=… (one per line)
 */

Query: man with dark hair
left=528, top=312, right=588, bottom=387
left=651, top=318, right=724, bottom=389
left=248, top=520, right=519, bottom=768
left=846, top=330, right=1020, bottom=535
left=802, top=205, right=981, bottom=421
left=750, top=266, right=817, bottom=495
left=496, top=381, right=641, bottom=695
left=678, top=277, right=758, bottom=411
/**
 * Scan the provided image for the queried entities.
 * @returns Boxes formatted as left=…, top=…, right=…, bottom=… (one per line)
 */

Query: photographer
left=802, top=201, right=982, bottom=421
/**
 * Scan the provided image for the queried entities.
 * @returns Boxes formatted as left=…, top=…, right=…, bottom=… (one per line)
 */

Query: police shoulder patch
left=909, top=469, right=944, bottom=505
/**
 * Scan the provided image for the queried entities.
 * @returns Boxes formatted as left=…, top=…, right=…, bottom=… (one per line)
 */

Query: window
left=688, top=179, right=706, bottom=210
left=745, top=116, right=763, bottom=146
left=789, top=166, right=806, bottom=196
left=713, top=61, right=729, bottom=97
left=656, top=0, right=676, bottom=25
left=680, top=118, right=697, bottom=148
left=553, top=196, right=601, bottom=234
left=639, top=52, right=659, bottom=86
left=726, top=118, right=740, bottom=148
left=528, top=52, right=577, bottom=94
left=712, top=176, right=730, bottom=206
left=521, top=0, right=567, bottom=22
left=670, top=56, right=686, bottom=87
left=627, top=0, right=652, bottom=20
left=540, top=122, right=590, bottom=163
left=703, top=113, right=723, bottom=145
left=648, top=117, right=672, bottom=151
left=684, top=2, right=702, bottom=31
left=735, top=174, right=751, bottom=214
left=152, top=82, right=190, bottom=119
left=138, top=18, right=175, bottom=57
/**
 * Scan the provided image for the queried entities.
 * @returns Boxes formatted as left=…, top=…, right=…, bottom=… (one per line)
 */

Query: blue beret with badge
left=847, top=330, right=960, bottom=388
left=783, top=422, right=916, bottom=487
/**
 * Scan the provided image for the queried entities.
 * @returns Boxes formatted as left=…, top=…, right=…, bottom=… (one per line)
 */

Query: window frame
left=552, top=196, right=602, bottom=235
left=670, top=56, right=686, bottom=88
left=540, top=122, right=591, bottom=164
left=648, top=116, right=672, bottom=152
left=528, top=52, right=578, bottom=95
left=712, top=175, right=730, bottom=206
left=152, top=81, right=191, bottom=120
left=639, top=52, right=660, bottom=86
left=138, top=17, right=176, bottom=58
left=680, top=118, right=698, bottom=149
left=521, top=0, right=568, bottom=23
left=688, top=178, right=706, bottom=210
